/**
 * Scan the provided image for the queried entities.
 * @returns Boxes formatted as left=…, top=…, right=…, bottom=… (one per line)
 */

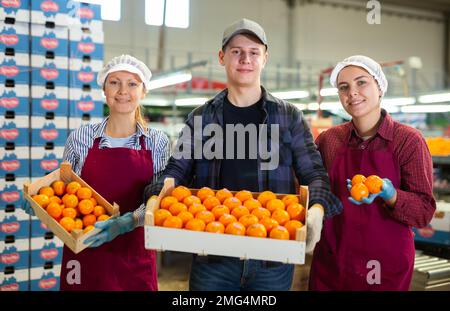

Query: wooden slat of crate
left=23, top=162, right=120, bottom=254
left=144, top=178, right=308, bottom=264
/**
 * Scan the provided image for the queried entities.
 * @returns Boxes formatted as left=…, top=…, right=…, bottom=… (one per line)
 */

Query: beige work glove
left=305, top=204, right=324, bottom=254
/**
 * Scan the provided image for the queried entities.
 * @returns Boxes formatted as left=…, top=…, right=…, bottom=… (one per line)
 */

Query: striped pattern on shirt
left=63, top=117, right=171, bottom=227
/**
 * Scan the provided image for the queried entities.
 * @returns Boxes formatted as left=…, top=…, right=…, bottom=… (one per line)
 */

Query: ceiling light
left=418, top=92, right=450, bottom=104
left=319, top=88, right=338, bottom=97
left=271, top=90, right=309, bottom=100
left=147, top=71, right=192, bottom=91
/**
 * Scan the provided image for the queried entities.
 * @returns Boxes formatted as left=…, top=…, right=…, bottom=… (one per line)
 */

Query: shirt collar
left=347, top=109, right=394, bottom=142
left=210, top=85, right=272, bottom=109
left=94, top=116, right=149, bottom=139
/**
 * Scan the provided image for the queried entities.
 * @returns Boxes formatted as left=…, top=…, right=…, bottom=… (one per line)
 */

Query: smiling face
left=104, top=70, right=146, bottom=116
left=218, top=34, right=268, bottom=89
left=336, top=65, right=382, bottom=119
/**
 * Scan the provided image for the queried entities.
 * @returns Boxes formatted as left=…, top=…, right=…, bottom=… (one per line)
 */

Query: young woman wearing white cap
left=309, top=55, right=436, bottom=290
left=58, top=55, right=170, bottom=290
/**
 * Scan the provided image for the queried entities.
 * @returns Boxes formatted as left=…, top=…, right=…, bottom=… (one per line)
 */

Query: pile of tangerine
left=154, top=186, right=306, bottom=240
left=349, top=174, right=383, bottom=201
left=31, top=180, right=110, bottom=233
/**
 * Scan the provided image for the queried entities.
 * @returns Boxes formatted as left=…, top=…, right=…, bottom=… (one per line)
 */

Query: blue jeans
left=189, top=255, right=294, bottom=291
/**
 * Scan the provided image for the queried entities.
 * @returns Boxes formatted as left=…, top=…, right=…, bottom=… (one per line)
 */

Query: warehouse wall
left=102, top=0, right=445, bottom=88
left=103, top=0, right=289, bottom=71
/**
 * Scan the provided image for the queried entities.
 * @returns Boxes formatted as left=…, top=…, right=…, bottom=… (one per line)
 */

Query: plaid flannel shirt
left=143, top=87, right=343, bottom=219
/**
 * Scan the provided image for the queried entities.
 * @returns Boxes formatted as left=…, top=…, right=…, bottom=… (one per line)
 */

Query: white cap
left=330, top=55, right=388, bottom=96
left=97, top=54, right=152, bottom=93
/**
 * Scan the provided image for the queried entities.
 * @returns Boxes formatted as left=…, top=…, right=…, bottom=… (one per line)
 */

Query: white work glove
left=305, top=204, right=324, bottom=254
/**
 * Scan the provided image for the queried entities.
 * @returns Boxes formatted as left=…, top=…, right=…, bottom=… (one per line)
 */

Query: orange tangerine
left=93, top=205, right=106, bottom=217
left=97, top=215, right=110, bottom=222
left=243, top=198, right=262, bottom=211
left=205, top=221, right=225, bottom=234
left=183, top=195, right=201, bottom=207
left=51, top=180, right=65, bottom=196
left=62, top=207, right=77, bottom=219
left=177, top=211, right=194, bottom=226
left=269, top=225, right=290, bottom=240
left=223, top=197, right=242, bottom=210
left=231, top=206, right=249, bottom=219
left=225, top=222, right=246, bottom=235
left=39, top=186, right=54, bottom=198
left=246, top=223, right=267, bottom=238
left=211, top=205, right=230, bottom=220
left=350, top=183, right=369, bottom=201
left=251, top=207, right=271, bottom=220
left=76, top=187, right=92, bottom=200
left=154, top=209, right=172, bottom=226
left=46, top=202, right=62, bottom=219
left=84, top=225, right=94, bottom=233
left=216, top=188, right=233, bottom=203
left=203, top=196, right=221, bottom=211
left=351, top=174, right=366, bottom=186
left=282, top=194, right=299, bottom=207
left=66, top=181, right=81, bottom=195
left=266, top=199, right=285, bottom=213
left=259, top=217, right=279, bottom=233
left=195, top=210, right=215, bottom=224
left=238, top=214, right=259, bottom=227
left=60, top=217, right=75, bottom=232
left=188, top=202, right=207, bottom=216
left=163, top=216, right=183, bottom=229
left=78, top=199, right=94, bottom=215
left=83, top=214, right=96, bottom=227
left=32, top=194, right=50, bottom=208
left=49, top=196, right=62, bottom=204
left=197, top=187, right=215, bottom=202
left=171, top=186, right=191, bottom=202
left=286, top=203, right=306, bottom=223
left=284, top=220, right=304, bottom=240
left=160, top=196, right=178, bottom=210
left=271, top=209, right=290, bottom=226
left=257, top=191, right=277, bottom=207
left=185, top=218, right=206, bottom=231
left=169, top=202, right=188, bottom=216
left=89, top=197, right=97, bottom=207
left=235, top=190, right=253, bottom=202
left=62, top=194, right=78, bottom=209
left=365, top=175, right=383, bottom=194
left=218, top=213, right=237, bottom=226
left=74, top=218, right=83, bottom=230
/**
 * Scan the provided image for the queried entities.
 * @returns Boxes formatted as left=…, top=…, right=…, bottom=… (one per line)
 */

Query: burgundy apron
left=60, top=136, right=158, bottom=291
left=309, top=136, right=414, bottom=290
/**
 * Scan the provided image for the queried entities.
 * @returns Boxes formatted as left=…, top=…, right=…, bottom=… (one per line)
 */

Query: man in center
left=144, top=18, right=342, bottom=291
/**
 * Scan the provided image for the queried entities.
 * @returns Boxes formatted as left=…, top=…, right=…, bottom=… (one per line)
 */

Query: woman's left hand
left=84, top=213, right=135, bottom=248
left=348, top=178, right=396, bottom=205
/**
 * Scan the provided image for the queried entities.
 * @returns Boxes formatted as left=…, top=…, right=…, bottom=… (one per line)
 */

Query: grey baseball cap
left=222, top=18, right=268, bottom=49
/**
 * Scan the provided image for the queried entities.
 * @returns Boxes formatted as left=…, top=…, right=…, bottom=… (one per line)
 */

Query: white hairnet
left=97, top=54, right=152, bottom=93
left=330, top=55, right=388, bottom=96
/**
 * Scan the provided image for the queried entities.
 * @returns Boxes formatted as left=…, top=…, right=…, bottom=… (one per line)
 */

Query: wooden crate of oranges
left=23, top=161, right=120, bottom=254
left=144, top=178, right=309, bottom=264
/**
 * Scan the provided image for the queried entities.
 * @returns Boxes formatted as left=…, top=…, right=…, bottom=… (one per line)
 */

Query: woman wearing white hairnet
left=59, top=55, right=170, bottom=290
left=309, top=55, right=435, bottom=290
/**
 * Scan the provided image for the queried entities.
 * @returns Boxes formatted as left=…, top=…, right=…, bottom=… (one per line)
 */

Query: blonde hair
left=135, top=104, right=148, bottom=132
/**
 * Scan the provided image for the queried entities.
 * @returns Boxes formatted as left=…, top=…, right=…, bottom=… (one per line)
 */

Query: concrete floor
left=156, top=251, right=312, bottom=291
